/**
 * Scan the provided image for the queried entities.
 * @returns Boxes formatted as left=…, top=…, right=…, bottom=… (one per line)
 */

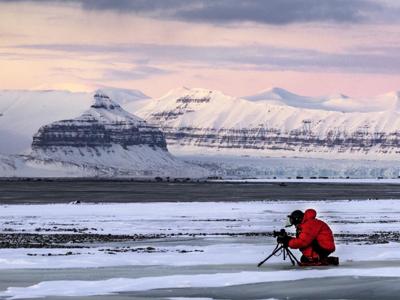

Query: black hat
left=287, top=210, right=304, bottom=226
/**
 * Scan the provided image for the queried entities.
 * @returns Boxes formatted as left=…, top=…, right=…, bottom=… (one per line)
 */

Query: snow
left=1, top=200, right=400, bottom=298
left=3, top=266, right=400, bottom=299
left=0, top=88, right=150, bottom=154
left=31, top=145, right=206, bottom=177
left=151, top=87, right=391, bottom=132
left=245, top=87, right=326, bottom=110
left=0, top=90, right=91, bottom=154
left=1, top=200, right=400, bottom=267
left=2, top=200, right=400, bottom=236
left=0, top=242, right=399, bottom=270
left=0, top=145, right=207, bottom=178
left=4, top=86, right=400, bottom=176
left=244, top=87, right=400, bottom=113
left=64, top=91, right=145, bottom=124
left=135, top=87, right=400, bottom=161
left=175, top=152, right=400, bottom=179
left=0, top=154, right=98, bottom=177
left=2, top=87, right=400, bottom=157
left=0, top=90, right=207, bottom=178
left=96, top=87, right=150, bottom=105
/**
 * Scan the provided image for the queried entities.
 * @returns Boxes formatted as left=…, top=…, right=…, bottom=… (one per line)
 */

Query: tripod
left=257, top=242, right=301, bottom=267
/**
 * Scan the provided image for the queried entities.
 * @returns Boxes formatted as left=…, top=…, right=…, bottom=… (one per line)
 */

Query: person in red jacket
left=281, top=209, right=338, bottom=265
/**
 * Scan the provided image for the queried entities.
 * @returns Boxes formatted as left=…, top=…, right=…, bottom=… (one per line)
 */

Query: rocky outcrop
left=158, top=126, right=400, bottom=155
left=26, top=91, right=207, bottom=178
left=32, top=92, right=166, bottom=151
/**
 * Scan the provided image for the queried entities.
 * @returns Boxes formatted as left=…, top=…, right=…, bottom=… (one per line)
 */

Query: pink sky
left=1, top=0, right=400, bottom=98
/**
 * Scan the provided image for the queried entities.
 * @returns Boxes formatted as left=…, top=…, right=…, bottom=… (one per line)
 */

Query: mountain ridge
left=136, top=87, right=400, bottom=160
left=3, top=86, right=400, bottom=161
left=0, top=91, right=207, bottom=178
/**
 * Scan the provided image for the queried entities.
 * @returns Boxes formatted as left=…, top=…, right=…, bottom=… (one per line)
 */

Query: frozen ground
left=1, top=200, right=400, bottom=299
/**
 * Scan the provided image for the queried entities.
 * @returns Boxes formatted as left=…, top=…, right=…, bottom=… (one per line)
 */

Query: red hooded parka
left=288, top=209, right=335, bottom=259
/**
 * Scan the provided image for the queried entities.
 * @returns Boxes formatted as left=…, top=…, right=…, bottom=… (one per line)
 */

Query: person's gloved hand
left=277, top=235, right=292, bottom=247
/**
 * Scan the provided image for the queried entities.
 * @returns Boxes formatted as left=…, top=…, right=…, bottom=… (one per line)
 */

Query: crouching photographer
left=284, top=209, right=339, bottom=266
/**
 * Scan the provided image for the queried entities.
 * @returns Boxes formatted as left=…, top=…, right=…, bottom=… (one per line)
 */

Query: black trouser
left=301, top=240, right=333, bottom=263
left=312, top=240, right=333, bottom=258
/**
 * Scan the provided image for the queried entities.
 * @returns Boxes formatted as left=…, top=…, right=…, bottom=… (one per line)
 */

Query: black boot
left=327, top=256, right=339, bottom=266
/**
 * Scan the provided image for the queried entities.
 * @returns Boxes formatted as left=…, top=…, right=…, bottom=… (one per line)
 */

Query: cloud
left=101, top=65, right=172, bottom=81
left=172, top=0, right=379, bottom=25
left=12, top=42, right=400, bottom=74
left=0, top=0, right=387, bottom=25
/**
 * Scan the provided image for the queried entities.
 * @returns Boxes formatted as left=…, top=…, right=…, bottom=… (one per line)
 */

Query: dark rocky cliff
left=32, top=92, right=167, bottom=150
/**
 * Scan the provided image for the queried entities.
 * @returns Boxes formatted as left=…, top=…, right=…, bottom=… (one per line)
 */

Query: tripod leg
left=285, top=248, right=301, bottom=266
left=285, top=248, right=296, bottom=266
left=257, top=244, right=283, bottom=267
left=289, top=250, right=301, bottom=265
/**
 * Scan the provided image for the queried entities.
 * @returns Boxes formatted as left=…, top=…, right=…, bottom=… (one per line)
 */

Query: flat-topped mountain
left=32, top=92, right=166, bottom=150
left=0, top=88, right=151, bottom=154
left=136, top=87, right=400, bottom=160
left=17, top=91, right=206, bottom=178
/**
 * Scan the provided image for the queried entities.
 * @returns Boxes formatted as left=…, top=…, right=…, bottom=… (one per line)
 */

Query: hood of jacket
left=302, top=209, right=317, bottom=222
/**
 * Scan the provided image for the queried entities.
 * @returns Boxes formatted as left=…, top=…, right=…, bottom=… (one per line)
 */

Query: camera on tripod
left=257, top=228, right=300, bottom=267
left=273, top=229, right=288, bottom=239
left=273, top=229, right=291, bottom=248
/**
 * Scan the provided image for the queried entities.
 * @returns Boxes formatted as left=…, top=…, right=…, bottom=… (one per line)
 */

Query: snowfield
left=2, top=200, right=400, bottom=236
left=1, top=200, right=400, bottom=299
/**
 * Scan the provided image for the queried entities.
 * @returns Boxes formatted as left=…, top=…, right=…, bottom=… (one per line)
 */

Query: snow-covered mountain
left=3, top=86, right=400, bottom=168
left=0, top=88, right=151, bottom=154
left=136, top=87, right=400, bottom=160
left=244, top=87, right=399, bottom=113
left=32, top=92, right=166, bottom=151
left=245, top=87, right=325, bottom=109
left=97, top=87, right=150, bottom=104
left=95, top=87, right=151, bottom=112
left=1, top=92, right=207, bottom=178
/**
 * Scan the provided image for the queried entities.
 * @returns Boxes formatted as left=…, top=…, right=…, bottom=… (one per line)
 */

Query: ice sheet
left=3, top=267, right=400, bottom=299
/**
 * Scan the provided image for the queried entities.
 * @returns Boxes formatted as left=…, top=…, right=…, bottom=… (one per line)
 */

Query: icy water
left=1, top=187, right=400, bottom=299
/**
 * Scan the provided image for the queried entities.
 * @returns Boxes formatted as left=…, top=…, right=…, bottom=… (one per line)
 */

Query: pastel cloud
left=1, top=0, right=400, bottom=97
left=13, top=43, right=400, bottom=74
left=0, top=0, right=390, bottom=24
